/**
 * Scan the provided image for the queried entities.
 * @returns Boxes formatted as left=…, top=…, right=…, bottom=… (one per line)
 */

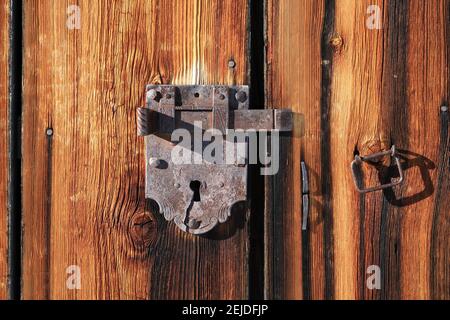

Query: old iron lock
left=137, top=85, right=292, bottom=234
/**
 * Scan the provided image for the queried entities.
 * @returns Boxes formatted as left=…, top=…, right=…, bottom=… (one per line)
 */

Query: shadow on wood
left=381, top=149, right=435, bottom=207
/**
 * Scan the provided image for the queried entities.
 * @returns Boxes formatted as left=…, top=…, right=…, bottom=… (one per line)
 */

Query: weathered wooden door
left=0, top=0, right=448, bottom=300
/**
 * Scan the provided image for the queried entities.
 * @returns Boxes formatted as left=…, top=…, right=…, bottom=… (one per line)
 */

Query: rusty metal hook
left=351, top=145, right=404, bottom=193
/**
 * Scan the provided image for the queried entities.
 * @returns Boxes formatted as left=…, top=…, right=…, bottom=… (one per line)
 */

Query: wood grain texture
left=22, top=0, right=249, bottom=299
left=265, top=0, right=326, bottom=300
left=399, top=0, right=449, bottom=299
left=0, top=0, right=9, bottom=300
left=266, top=0, right=449, bottom=300
left=330, top=0, right=388, bottom=300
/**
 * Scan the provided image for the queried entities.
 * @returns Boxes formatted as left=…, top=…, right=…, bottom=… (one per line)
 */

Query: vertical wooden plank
left=22, top=0, right=249, bottom=299
left=376, top=0, right=408, bottom=299
left=398, top=0, right=449, bottom=299
left=330, top=0, right=388, bottom=300
left=431, top=108, right=449, bottom=300
left=265, top=0, right=326, bottom=299
left=0, top=0, right=9, bottom=300
left=375, top=0, right=449, bottom=300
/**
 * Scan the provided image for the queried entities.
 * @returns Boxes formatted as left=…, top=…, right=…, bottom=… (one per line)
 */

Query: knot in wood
left=130, top=212, right=156, bottom=248
left=330, top=34, right=344, bottom=53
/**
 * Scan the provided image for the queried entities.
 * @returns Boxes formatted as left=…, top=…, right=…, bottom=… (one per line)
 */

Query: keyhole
left=189, top=180, right=201, bottom=202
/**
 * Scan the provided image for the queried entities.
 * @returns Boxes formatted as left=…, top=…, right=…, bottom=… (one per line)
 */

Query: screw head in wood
left=228, top=59, right=236, bottom=69
left=441, top=105, right=448, bottom=112
left=46, top=128, right=54, bottom=136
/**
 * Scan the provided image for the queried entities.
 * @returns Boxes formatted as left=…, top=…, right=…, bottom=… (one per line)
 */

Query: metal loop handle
left=351, top=145, right=404, bottom=193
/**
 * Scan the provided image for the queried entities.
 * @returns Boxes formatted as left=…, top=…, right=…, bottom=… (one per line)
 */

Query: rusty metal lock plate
left=137, top=85, right=292, bottom=235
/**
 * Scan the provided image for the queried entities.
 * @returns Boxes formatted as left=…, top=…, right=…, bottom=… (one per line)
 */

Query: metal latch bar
left=137, top=107, right=292, bottom=136
left=233, top=109, right=292, bottom=132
